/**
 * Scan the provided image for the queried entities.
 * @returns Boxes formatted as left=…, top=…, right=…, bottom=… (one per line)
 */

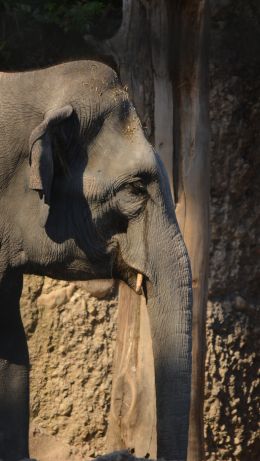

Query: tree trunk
left=85, top=1, right=210, bottom=459
left=170, top=4, right=210, bottom=460
left=106, top=285, right=157, bottom=458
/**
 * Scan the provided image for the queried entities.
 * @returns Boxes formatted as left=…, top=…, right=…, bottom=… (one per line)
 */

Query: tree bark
left=170, top=4, right=210, bottom=460
left=85, top=1, right=210, bottom=459
left=106, top=284, right=157, bottom=458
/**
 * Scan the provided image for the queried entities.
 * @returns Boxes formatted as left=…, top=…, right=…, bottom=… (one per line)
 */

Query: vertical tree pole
left=139, top=1, right=210, bottom=457
left=170, top=2, right=210, bottom=460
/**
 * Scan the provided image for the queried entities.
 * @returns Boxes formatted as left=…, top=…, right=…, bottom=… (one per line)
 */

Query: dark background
left=0, top=0, right=122, bottom=70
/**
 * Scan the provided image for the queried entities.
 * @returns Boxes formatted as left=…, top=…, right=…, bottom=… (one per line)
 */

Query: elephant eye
left=116, top=178, right=148, bottom=197
left=114, top=179, right=148, bottom=219
left=130, top=180, right=147, bottom=195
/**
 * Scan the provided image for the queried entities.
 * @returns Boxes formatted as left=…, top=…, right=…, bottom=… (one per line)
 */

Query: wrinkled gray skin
left=0, top=61, right=192, bottom=461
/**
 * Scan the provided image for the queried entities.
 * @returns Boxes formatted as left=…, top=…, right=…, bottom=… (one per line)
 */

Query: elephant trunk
left=116, top=155, right=193, bottom=460
left=145, top=199, right=192, bottom=460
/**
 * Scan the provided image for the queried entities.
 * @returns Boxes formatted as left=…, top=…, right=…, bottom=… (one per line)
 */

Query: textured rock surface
left=204, top=300, right=259, bottom=461
left=21, top=276, right=118, bottom=459
left=204, top=1, right=260, bottom=460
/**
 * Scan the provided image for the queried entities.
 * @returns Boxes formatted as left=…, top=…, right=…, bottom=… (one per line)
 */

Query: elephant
left=0, top=60, right=192, bottom=461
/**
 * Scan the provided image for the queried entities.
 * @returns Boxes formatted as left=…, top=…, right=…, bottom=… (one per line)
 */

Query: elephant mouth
left=112, top=246, right=146, bottom=292
left=110, top=242, right=156, bottom=303
left=113, top=264, right=146, bottom=295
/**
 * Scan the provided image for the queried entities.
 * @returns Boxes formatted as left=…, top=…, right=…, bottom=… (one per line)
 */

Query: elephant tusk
left=135, top=273, right=143, bottom=294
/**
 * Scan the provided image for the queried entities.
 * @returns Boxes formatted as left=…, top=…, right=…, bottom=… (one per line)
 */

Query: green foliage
left=0, top=0, right=122, bottom=69
left=0, top=0, right=121, bottom=35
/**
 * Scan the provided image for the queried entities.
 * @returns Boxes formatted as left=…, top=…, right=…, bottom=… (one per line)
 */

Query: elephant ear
left=29, top=105, right=73, bottom=227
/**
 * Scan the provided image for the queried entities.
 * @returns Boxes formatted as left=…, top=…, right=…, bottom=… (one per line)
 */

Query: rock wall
left=20, top=1, right=259, bottom=460
left=21, top=277, right=118, bottom=459
left=204, top=1, right=260, bottom=460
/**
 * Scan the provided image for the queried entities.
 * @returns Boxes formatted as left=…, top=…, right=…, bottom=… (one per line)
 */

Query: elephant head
left=12, top=61, right=192, bottom=460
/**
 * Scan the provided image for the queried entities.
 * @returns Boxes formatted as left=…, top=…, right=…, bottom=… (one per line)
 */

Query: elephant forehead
left=83, top=136, right=157, bottom=198
left=87, top=107, right=156, bottom=177
left=87, top=134, right=156, bottom=178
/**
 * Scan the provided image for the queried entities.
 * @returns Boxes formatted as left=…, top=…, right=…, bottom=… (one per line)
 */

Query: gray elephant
left=0, top=61, right=192, bottom=461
